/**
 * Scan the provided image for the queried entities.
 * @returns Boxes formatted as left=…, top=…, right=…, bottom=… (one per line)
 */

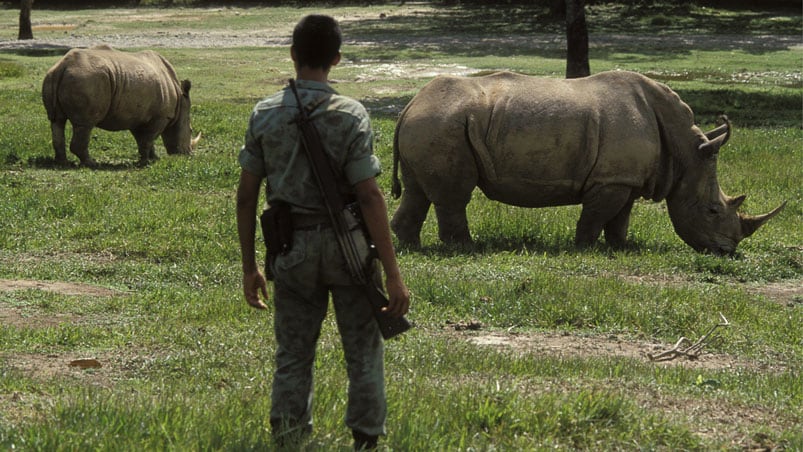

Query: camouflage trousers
left=269, top=227, right=386, bottom=439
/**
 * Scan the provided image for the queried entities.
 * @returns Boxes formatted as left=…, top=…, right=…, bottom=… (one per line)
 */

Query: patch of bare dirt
left=2, top=352, right=117, bottom=387
left=0, top=277, right=150, bottom=393
left=0, top=348, right=160, bottom=425
left=32, top=24, right=77, bottom=32
left=626, top=383, right=795, bottom=448
left=447, top=327, right=798, bottom=448
left=0, top=278, right=124, bottom=329
left=463, top=330, right=781, bottom=371
left=354, top=62, right=475, bottom=83
left=745, top=279, right=803, bottom=307
left=0, top=308, right=77, bottom=329
left=607, top=273, right=803, bottom=308
left=444, top=315, right=793, bottom=373
left=0, top=278, right=122, bottom=298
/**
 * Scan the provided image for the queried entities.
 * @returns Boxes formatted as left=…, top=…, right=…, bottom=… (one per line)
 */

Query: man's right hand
left=243, top=270, right=269, bottom=310
left=383, top=274, right=410, bottom=318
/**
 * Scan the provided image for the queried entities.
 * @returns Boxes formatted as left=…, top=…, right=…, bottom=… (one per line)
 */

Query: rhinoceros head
left=666, top=120, right=785, bottom=255
left=670, top=191, right=786, bottom=255
left=162, top=79, right=201, bottom=155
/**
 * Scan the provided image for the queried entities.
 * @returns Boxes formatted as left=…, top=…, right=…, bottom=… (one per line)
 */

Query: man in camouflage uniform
left=236, top=14, right=411, bottom=450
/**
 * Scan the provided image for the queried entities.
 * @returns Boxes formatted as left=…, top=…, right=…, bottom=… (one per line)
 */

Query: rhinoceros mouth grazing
left=683, top=234, right=736, bottom=256
left=705, top=241, right=737, bottom=256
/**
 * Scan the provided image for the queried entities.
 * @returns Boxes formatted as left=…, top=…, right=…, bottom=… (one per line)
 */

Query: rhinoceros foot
left=136, top=155, right=159, bottom=167
left=79, top=158, right=99, bottom=169
left=54, top=157, right=72, bottom=168
left=390, top=220, right=422, bottom=249
left=434, top=204, right=472, bottom=245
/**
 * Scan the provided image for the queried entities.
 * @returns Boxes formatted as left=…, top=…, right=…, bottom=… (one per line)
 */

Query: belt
left=292, top=213, right=331, bottom=230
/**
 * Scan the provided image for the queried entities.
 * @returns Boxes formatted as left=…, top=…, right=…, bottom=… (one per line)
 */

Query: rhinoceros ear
left=704, top=115, right=731, bottom=145
left=181, top=79, right=192, bottom=96
left=727, top=194, right=746, bottom=210
left=698, top=132, right=727, bottom=158
left=699, top=116, right=731, bottom=158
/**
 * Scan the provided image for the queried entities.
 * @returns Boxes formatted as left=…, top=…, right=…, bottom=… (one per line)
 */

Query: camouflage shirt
left=239, top=80, right=380, bottom=214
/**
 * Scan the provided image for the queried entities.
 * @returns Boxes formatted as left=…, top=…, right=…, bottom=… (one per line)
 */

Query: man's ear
left=331, top=52, right=341, bottom=67
left=290, top=46, right=297, bottom=62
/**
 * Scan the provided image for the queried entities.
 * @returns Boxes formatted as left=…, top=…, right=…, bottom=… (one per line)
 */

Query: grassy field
left=0, top=4, right=801, bottom=450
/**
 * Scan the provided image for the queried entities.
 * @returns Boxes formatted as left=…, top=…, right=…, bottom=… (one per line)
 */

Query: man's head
left=292, top=15, right=342, bottom=71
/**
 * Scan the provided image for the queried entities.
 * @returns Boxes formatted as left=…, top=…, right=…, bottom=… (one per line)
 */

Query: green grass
left=1, top=4, right=801, bottom=451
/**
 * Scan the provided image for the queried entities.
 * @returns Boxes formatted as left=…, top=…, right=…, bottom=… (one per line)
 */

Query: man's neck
left=295, top=66, right=330, bottom=83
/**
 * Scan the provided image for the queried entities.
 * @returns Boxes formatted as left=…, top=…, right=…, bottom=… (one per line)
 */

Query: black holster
left=260, top=201, right=293, bottom=280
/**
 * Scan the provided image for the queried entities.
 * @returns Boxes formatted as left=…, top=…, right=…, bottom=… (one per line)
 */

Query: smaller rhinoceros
left=42, top=45, right=200, bottom=167
left=390, top=70, right=785, bottom=254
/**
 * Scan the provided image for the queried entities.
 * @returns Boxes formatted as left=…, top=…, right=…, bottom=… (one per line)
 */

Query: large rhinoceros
left=42, top=45, right=200, bottom=167
left=390, top=70, right=784, bottom=254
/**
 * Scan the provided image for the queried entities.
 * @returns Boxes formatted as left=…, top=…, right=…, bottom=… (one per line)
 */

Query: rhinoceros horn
left=191, top=132, right=202, bottom=150
left=739, top=201, right=787, bottom=239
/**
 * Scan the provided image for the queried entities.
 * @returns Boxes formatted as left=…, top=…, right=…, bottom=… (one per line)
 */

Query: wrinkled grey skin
left=391, top=70, right=784, bottom=254
left=42, top=45, right=199, bottom=167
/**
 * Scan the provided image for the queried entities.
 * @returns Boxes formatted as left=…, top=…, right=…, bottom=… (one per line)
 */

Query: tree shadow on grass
left=343, top=3, right=800, bottom=61
left=26, top=155, right=141, bottom=171
left=673, top=89, right=803, bottom=128
left=397, top=232, right=656, bottom=259
left=0, top=43, right=72, bottom=58
left=362, top=95, right=414, bottom=119
left=361, top=86, right=801, bottom=129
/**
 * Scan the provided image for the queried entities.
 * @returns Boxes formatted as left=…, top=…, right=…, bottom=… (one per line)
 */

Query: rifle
left=288, top=79, right=411, bottom=340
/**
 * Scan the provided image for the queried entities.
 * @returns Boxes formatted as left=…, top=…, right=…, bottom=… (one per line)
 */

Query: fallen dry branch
left=648, top=313, right=731, bottom=362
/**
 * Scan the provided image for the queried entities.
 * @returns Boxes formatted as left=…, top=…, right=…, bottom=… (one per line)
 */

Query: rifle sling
left=288, top=79, right=369, bottom=284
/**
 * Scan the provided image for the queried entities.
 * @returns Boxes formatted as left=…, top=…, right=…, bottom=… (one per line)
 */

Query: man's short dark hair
left=292, top=15, right=342, bottom=71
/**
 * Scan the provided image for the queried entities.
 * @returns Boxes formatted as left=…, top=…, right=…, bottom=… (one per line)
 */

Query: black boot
left=352, top=430, right=378, bottom=450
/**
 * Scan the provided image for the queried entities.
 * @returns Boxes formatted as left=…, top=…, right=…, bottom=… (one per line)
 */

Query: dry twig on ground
left=648, top=313, right=731, bottom=362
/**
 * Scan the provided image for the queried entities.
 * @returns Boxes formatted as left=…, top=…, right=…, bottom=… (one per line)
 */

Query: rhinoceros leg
left=603, top=198, right=635, bottom=248
left=430, top=174, right=475, bottom=245
left=69, top=124, right=97, bottom=167
left=576, top=184, right=633, bottom=248
left=393, top=174, right=473, bottom=246
left=391, top=172, right=431, bottom=247
left=50, top=120, right=68, bottom=165
left=435, top=204, right=472, bottom=244
left=392, top=147, right=477, bottom=246
left=132, top=130, right=159, bottom=165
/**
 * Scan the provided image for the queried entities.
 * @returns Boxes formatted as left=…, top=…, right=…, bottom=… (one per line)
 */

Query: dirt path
left=1, top=31, right=798, bottom=53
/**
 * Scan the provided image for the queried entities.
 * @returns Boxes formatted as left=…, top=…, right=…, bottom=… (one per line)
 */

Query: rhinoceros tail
left=41, top=64, right=65, bottom=122
left=391, top=106, right=406, bottom=199
left=41, top=72, right=56, bottom=121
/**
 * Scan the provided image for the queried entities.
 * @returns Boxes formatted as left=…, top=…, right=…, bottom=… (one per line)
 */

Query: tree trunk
left=18, top=0, right=34, bottom=40
left=565, top=0, right=590, bottom=79
left=549, top=0, right=566, bottom=19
